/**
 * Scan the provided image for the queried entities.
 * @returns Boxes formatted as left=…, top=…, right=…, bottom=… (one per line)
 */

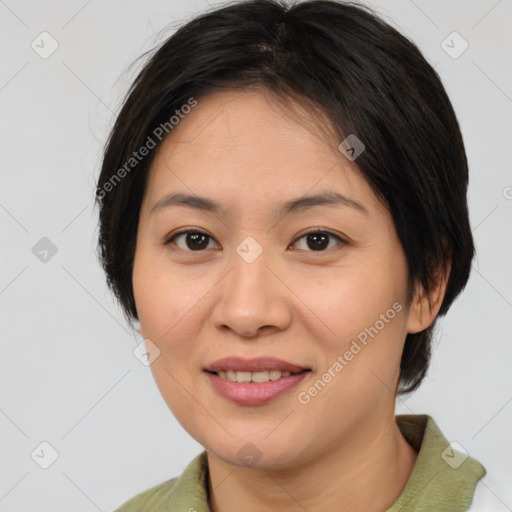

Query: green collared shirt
left=114, top=414, right=486, bottom=511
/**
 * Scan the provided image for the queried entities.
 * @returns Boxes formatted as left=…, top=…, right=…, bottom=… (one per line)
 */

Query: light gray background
left=1, top=0, right=511, bottom=510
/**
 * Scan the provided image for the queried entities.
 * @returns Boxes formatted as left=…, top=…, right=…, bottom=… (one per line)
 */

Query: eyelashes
left=163, top=228, right=347, bottom=253
left=292, top=228, right=347, bottom=252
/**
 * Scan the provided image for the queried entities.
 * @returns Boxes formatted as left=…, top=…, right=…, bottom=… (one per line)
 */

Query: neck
left=207, top=413, right=417, bottom=512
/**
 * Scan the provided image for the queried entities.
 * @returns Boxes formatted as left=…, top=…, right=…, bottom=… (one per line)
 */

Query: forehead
left=155, top=89, right=338, bottom=160
left=142, top=89, right=383, bottom=219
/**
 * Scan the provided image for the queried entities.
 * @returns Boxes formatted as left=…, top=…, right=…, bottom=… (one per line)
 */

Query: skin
left=132, top=88, right=449, bottom=512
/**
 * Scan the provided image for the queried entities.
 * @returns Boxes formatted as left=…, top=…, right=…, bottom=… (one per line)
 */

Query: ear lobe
left=131, top=319, right=143, bottom=338
left=406, top=260, right=451, bottom=334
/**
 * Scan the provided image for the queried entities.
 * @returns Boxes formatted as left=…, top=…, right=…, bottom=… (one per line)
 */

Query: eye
left=163, top=228, right=346, bottom=253
left=164, top=230, right=219, bottom=251
left=290, top=228, right=346, bottom=252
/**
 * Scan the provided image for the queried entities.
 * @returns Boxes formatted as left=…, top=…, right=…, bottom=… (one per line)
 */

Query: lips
left=205, top=368, right=310, bottom=405
left=203, top=356, right=310, bottom=374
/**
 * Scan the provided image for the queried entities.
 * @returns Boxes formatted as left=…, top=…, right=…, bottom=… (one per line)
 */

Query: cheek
left=133, top=244, right=183, bottom=330
left=320, top=263, right=405, bottom=337
left=310, top=256, right=408, bottom=388
left=132, top=250, right=199, bottom=409
left=132, top=244, right=183, bottom=343
left=132, top=245, right=214, bottom=371
left=132, top=247, right=161, bottom=335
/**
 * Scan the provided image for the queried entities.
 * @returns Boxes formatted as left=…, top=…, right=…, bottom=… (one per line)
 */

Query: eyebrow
left=150, top=190, right=368, bottom=217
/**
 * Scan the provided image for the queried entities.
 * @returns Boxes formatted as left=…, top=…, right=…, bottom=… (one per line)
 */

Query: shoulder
left=113, top=477, right=179, bottom=511
left=390, top=414, right=488, bottom=511
left=112, top=450, right=210, bottom=511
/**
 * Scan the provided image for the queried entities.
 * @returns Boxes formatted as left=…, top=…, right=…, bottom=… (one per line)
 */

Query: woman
left=96, top=1, right=491, bottom=510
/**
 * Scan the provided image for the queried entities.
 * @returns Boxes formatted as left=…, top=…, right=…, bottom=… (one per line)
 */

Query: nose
left=210, top=242, right=292, bottom=338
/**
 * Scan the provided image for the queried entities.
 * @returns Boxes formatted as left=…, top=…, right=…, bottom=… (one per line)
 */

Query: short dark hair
left=95, top=0, right=474, bottom=394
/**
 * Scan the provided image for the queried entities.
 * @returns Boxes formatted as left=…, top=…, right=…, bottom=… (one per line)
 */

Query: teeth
left=217, top=370, right=294, bottom=383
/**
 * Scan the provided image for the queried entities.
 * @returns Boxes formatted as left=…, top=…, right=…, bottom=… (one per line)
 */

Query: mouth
left=203, top=367, right=311, bottom=405
left=203, top=356, right=312, bottom=384
left=204, top=368, right=311, bottom=383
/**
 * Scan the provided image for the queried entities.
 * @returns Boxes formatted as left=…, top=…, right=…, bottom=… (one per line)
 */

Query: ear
left=406, top=259, right=451, bottom=334
left=132, top=318, right=143, bottom=338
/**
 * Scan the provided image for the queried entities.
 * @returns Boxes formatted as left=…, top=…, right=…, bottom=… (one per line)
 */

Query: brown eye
left=292, top=229, right=346, bottom=252
left=165, top=230, right=217, bottom=251
left=185, top=232, right=210, bottom=250
left=306, top=232, right=329, bottom=250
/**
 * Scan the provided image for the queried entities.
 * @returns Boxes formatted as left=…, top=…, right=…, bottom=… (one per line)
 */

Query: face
left=132, top=89, right=418, bottom=469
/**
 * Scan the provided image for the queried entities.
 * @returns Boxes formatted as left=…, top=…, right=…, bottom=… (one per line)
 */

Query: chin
left=206, top=436, right=302, bottom=470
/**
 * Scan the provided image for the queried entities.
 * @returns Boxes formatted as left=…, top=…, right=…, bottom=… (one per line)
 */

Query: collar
left=387, top=414, right=486, bottom=511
